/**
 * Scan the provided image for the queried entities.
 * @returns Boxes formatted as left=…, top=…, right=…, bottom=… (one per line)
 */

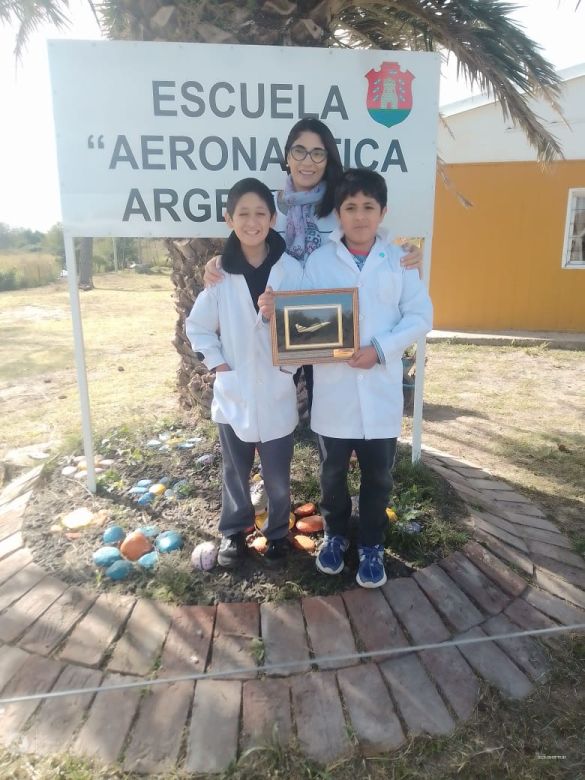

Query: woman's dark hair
left=225, top=177, right=276, bottom=217
left=334, top=168, right=388, bottom=211
left=283, top=118, right=343, bottom=218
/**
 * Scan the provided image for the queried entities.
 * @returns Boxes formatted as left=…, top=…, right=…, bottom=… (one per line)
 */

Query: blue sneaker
left=356, top=545, right=387, bottom=588
left=316, top=535, right=349, bottom=575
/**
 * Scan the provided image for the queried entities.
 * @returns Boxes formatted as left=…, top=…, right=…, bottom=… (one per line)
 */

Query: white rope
left=0, top=621, right=583, bottom=707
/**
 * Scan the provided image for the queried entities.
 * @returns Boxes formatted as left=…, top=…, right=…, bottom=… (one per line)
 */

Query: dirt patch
left=22, top=423, right=467, bottom=605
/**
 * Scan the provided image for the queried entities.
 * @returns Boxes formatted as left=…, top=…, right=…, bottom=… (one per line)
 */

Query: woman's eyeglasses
left=289, top=145, right=327, bottom=164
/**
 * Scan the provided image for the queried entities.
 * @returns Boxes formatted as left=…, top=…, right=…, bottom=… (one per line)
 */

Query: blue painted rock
left=136, top=479, right=153, bottom=487
left=137, top=492, right=155, bottom=506
left=159, top=477, right=171, bottom=486
left=137, top=551, right=159, bottom=569
left=93, top=546, right=122, bottom=568
left=102, top=525, right=126, bottom=545
left=163, top=490, right=176, bottom=501
left=129, top=485, right=148, bottom=495
left=136, top=525, right=160, bottom=539
left=105, top=559, right=134, bottom=580
left=156, top=531, right=184, bottom=554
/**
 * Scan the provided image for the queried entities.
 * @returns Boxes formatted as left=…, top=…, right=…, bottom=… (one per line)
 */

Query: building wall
left=430, top=160, right=585, bottom=332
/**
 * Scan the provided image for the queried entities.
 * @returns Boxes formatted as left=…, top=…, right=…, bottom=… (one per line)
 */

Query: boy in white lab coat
left=305, top=169, right=433, bottom=588
left=186, top=178, right=301, bottom=568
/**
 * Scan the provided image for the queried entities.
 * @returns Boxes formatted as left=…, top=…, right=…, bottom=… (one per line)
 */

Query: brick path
left=0, top=450, right=584, bottom=774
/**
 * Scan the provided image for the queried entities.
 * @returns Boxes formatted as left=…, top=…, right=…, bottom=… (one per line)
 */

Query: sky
left=1, top=0, right=583, bottom=232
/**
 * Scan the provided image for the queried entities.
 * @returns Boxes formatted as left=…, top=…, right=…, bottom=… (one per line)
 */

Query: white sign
left=48, top=41, right=440, bottom=239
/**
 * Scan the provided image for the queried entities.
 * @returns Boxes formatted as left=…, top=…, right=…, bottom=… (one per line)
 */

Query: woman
left=204, top=118, right=423, bottom=407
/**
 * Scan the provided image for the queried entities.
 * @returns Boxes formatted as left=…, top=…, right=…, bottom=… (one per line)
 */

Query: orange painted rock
left=120, top=530, right=153, bottom=561
left=290, top=534, right=316, bottom=553
left=386, top=507, right=398, bottom=523
left=294, top=503, right=316, bottom=518
left=295, top=514, right=324, bottom=534
left=249, top=536, right=268, bottom=554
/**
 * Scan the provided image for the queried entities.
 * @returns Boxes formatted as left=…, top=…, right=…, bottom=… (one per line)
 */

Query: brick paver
left=59, top=593, right=135, bottom=667
left=0, top=644, right=30, bottom=691
left=343, top=588, right=409, bottom=661
left=519, top=526, right=574, bottom=550
left=291, top=671, right=352, bottom=763
left=20, top=586, right=96, bottom=656
left=462, top=541, right=527, bottom=597
left=0, top=493, right=29, bottom=540
left=0, top=531, right=23, bottom=561
left=123, top=680, right=193, bottom=774
left=533, top=570, right=585, bottom=611
left=504, top=598, right=560, bottom=648
left=413, top=563, right=483, bottom=632
left=0, top=547, right=33, bottom=587
left=0, top=575, right=67, bottom=643
left=107, top=599, right=172, bottom=675
left=379, top=654, right=455, bottom=736
left=382, top=577, right=451, bottom=643
left=0, top=655, right=63, bottom=747
left=241, top=678, right=292, bottom=749
left=531, top=554, right=585, bottom=589
left=456, top=626, right=533, bottom=699
left=72, top=673, right=143, bottom=764
left=19, top=664, right=102, bottom=755
left=500, top=510, right=559, bottom=533
left=472, top=527, right=534, bottom=575
left=419, top=646, right=480, bottom=721
left=493, top=500, right=546, bottom=518
left=185, top=679, right=241, bottom=774
left=158, top=604, right=215, bottom=674
left=527, top=541, right=585, bottom=571
left=337, top=663, right=405, bottom=754
left=483, top=614, right=549, bottom=682
left=260, top=601, right=311, bottom=675
left=470, top=511, right=529, bottom=552
left=302, top=595, right=358, bottom=670
left=439, top=552, right=511, bottom=615
left=0, top=563, right=45, bottom=613
left=209, top=602, right=260, bottom=678
left=466, top=477, right=515, bottom=492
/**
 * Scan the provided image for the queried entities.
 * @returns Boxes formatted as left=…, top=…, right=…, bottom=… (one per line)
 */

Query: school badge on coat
left=365, top=62, right=415, bottom=128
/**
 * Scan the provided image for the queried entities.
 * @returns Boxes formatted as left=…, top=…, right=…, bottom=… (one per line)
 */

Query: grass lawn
left=1, top=276, right=584, bottom=778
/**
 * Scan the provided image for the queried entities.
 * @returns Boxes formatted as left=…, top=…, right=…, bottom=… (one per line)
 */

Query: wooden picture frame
left=271, top=288, right=359, bottom=366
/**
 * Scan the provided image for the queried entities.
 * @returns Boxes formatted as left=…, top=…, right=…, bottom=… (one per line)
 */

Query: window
left=562, top=188, right=585, bottom=268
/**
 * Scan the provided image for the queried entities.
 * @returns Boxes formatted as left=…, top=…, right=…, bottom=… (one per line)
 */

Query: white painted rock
left=62, top=507, right=93, bottom=529
left=191, top=541, right=217, bottom=571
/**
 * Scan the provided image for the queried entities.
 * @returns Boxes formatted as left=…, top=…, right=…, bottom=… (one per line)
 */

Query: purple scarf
left=283, top=176, right=326, bottom=263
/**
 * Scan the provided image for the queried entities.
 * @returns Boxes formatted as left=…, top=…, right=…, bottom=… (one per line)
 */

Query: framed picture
left=271, top=288, right=359, bottom=366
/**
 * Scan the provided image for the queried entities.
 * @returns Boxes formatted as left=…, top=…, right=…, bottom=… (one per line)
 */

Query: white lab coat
left=304, top=230, right=433, bottom=440
left=186, top=254, right=302, bottom=443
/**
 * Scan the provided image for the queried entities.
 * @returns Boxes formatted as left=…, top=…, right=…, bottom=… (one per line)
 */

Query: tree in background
left=2, top=0, right=570, bottom=407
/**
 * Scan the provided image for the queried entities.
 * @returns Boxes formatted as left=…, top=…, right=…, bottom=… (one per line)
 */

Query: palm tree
left=3, top=0, right=568, bottom=409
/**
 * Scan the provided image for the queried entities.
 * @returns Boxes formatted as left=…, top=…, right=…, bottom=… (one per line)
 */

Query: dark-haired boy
left=305, top=169, right=433, bottom=588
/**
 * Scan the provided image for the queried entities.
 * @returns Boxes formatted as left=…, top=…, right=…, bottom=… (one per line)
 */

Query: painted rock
left=102, top=525, right=126, bottom=545
left=99, top=458, right=115, bottom=467
left=164, top=490, right=176, bottom=501
left=177, top=442, right=194, bottom=449
left=290, top=534, right=316, bottom=553
left=62, top=507, right=93, bottom=529
left=295, top=514, right=324, bottom=534
left=159, top=477, right=171, bottom=486
left=248, top=536, right=268, bottom=554
left=402, top=521, right=422, bottom=534
left=186, top=437, right=203, bottom=444
left=75, top=470, right=88, bottom=479
left=191, top=541, right=218, bottom=571
left=156, top=531, right=184, bottom=554
left=61, top=465, right=77, bottom=476
left=137, top=479, right=153, bottom=488
left=196, top=453, right=214, bottom=465
left=251, top=473, right=262, bottom=483
left=386, top=507, right=398, bottom=523
left=65, top=532, right=82, bottom=541
left=294, top=503, right=316, bottom=518
left=148, top=483, right=167, bottom=496
left=73, top=455, right=86, bottom=464
left=255, top=512, right=295, bottom=535
left=136, top=525, right=160, bottom=539
left=137, top=492, right=155, bottom=506
left=129, top=485, right=148, bottom=495
left=137, top=551, right=159, bottom=569
left=120, top=531, right=153, bottom=561
left=146, top=439, right=162, bottom=448
left=93, top=546, right=123, bottom=567
left=105, top=560, right=134, bottom=581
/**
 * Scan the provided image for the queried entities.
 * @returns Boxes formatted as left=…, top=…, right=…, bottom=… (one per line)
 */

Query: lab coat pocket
left=272, top=366, right=295, bottom=401
left=213, top=370, right=243, bottom=420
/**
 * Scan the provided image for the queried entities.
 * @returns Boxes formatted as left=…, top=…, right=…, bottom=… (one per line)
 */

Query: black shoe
left=217, top=532, right=247, bottom=568
left=263, top=537, right=289, bottom=567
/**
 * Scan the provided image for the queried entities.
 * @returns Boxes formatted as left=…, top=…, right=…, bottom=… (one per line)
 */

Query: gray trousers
left=218, top=423, right=294, bottom=541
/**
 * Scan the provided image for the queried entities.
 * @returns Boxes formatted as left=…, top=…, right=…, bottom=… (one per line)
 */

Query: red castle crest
left=365, top=63, right=415, bottom=128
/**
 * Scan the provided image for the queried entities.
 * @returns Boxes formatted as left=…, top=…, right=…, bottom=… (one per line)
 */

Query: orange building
left=432, top=65, right=585, bottom=332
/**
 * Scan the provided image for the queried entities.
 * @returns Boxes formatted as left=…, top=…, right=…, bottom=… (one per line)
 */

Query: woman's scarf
left=283, top=176, right=326, bottom=263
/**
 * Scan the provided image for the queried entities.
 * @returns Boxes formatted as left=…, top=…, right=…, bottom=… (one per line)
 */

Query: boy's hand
left=203, top=255, right=224, bottom=287
left=214, top=363, right=230, bottom=372
left=400, top=243, right=423, bottom=279
left=347, top=346, right=378, bottom=370
left=258, top=285, right=275, bottom=320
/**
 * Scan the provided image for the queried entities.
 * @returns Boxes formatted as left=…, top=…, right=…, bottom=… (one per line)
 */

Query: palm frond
left=336, top=0, right=564, bottom=160
left=0, top=0, right=70, bottom=59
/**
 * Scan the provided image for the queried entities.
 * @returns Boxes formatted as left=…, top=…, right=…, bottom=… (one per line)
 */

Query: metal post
left=64, top=234, right=97, bottom=492
left=112, top=237, right=119, bottom=272
left=411, top=237, right=433, bottom=463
